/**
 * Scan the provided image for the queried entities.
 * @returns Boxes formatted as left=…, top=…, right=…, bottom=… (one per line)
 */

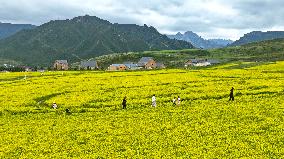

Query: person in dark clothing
left=229, top=87, right=235, bottom=101
left=122, top=96, right=127, bottom=109
left=65, top=108, right=71, bottom=114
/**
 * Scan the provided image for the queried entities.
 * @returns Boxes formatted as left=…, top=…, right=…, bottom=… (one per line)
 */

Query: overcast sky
left=0, top=0, right=283, bottom=40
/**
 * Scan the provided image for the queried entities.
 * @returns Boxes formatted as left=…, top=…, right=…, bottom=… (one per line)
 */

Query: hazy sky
left=0, top=0, right=283, bottom=40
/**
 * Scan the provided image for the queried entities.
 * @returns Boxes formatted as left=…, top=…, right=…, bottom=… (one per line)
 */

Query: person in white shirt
left=177, top=96, right=181, bottom=106
left=52, top=102, right=58, bottom=109
left=173, top=97, right=176, bottom=106
left=152, top=95, right=156, bottom=107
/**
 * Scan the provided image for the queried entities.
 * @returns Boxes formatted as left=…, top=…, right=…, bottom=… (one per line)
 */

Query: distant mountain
left=0, top=22, right=36, bottom=39
left=230, top=31, right=284, bottom=46
left=168, top=31, right=233, bottom=49
left=208, top=39, right=233, bottom=47
left=0, top=15, right=193, bottom=66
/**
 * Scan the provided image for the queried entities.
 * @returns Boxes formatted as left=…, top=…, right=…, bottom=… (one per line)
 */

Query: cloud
left=0, top=0, right=283, bottom=40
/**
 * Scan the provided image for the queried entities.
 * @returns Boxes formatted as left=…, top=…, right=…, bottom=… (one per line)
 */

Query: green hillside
left=0, top=15, right=193, bottom=66
left=211, top=38, right=284, bottom=61
left=92, top=39, right=284, bottom=69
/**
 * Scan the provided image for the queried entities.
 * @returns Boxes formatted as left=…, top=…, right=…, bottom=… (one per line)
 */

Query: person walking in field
left=122, top=96, right=127, bottom=109
left=152, top=95, right=156, bottom=107
left=52, top=102, right=58, bottom=109
left=177, top=96, right=181, bottom=106
left=65, top=108, right=71, bottom=114
left=229, top=87, right=235, bottom=101
left=172, top=97, right=176, bottom=106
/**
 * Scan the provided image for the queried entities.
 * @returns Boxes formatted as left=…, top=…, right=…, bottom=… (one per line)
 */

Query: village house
left=137, top=57, right=157, bottom=69
left=207, top=59, right=221, bottom=65
left=107, top=58, right=165, bottom=71
left=185, top=59, right=211, bottom=67
left=124, top=63, right=140, bottom=70
left=185, top=59, right=198, bottom=67
left=37, top=69, right=45, bottom=73
left=108, top=64, right=127, bottom=71
left=3, top=64, right=14, bottom=68
left=54, top=60, right=69, bottom=70
left=80, top=60, right=98, bottom=70
left=156, top=62, right=166, bottom=69
left=24, top=66, right=34, bottom=72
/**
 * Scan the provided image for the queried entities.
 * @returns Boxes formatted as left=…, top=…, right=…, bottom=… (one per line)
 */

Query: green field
left=1, top=61, right=284, bottom=158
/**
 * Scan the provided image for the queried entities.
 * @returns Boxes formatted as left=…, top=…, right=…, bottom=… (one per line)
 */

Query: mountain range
left=167, top=31, right=233, bottom=49
left=230, top=31, right=284, bottom=46
left=0, top=22, right=36, bottom=39
left=1, top=15, right=284, bottom=67
left=0, top=15, right=193, bottom=66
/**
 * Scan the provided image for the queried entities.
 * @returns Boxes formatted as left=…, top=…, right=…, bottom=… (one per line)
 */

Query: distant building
left=3, top=64, right=14, bottom=68
left=137, top=57, right=157, bottom=69
left=124, top=63, right=140, bottom=70
left=185, top=59, right=219, bottom=67
left=193, top=61, right=211, bottom=67
left=54, top=60, right=69, bottom=70
left=185, top=59, right=198, bottom=67
left=80, top=60, right=98, bottom=70
left=24, top=66, right=34, bottom=72
left=156, top=62, right=166, bottom=69
left=37, top=69, right=45, bottom=73
left=108, top=64, right=127, bottom=71
left=207, top=59, right=220, bottom=65
left=17, top=66, right=33, bottom=72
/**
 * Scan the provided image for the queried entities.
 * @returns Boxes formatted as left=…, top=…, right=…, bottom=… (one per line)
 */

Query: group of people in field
left=172, top=96, right=181, bottom=106
left=52, top=87, right=235, bottom=111
left=122, top=87, right=235, bottom=109
left=52, top=102, right=71, bottom=114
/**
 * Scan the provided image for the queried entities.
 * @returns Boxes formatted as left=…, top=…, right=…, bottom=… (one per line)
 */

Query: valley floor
left=0, top=61, right=284, bottom=158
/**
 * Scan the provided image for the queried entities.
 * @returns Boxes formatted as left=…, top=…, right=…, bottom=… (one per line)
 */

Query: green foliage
left=0, top=66, right=25, bottom=72
left=0, top=58, right=22, bottom=65
left=210, top=39, right=284, bottom=62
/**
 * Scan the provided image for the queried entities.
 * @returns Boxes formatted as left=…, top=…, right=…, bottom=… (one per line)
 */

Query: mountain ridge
left=0, top=22, right=36, bottom=39
left=0, top=15, right=194, bottom=66
left=167, top=31, right=233, bottom=49
left=230, top=31, right=284, bottom=46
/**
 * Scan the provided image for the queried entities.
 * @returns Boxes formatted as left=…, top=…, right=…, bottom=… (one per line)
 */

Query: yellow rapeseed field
left=0, top=61, right=284, bottom=158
